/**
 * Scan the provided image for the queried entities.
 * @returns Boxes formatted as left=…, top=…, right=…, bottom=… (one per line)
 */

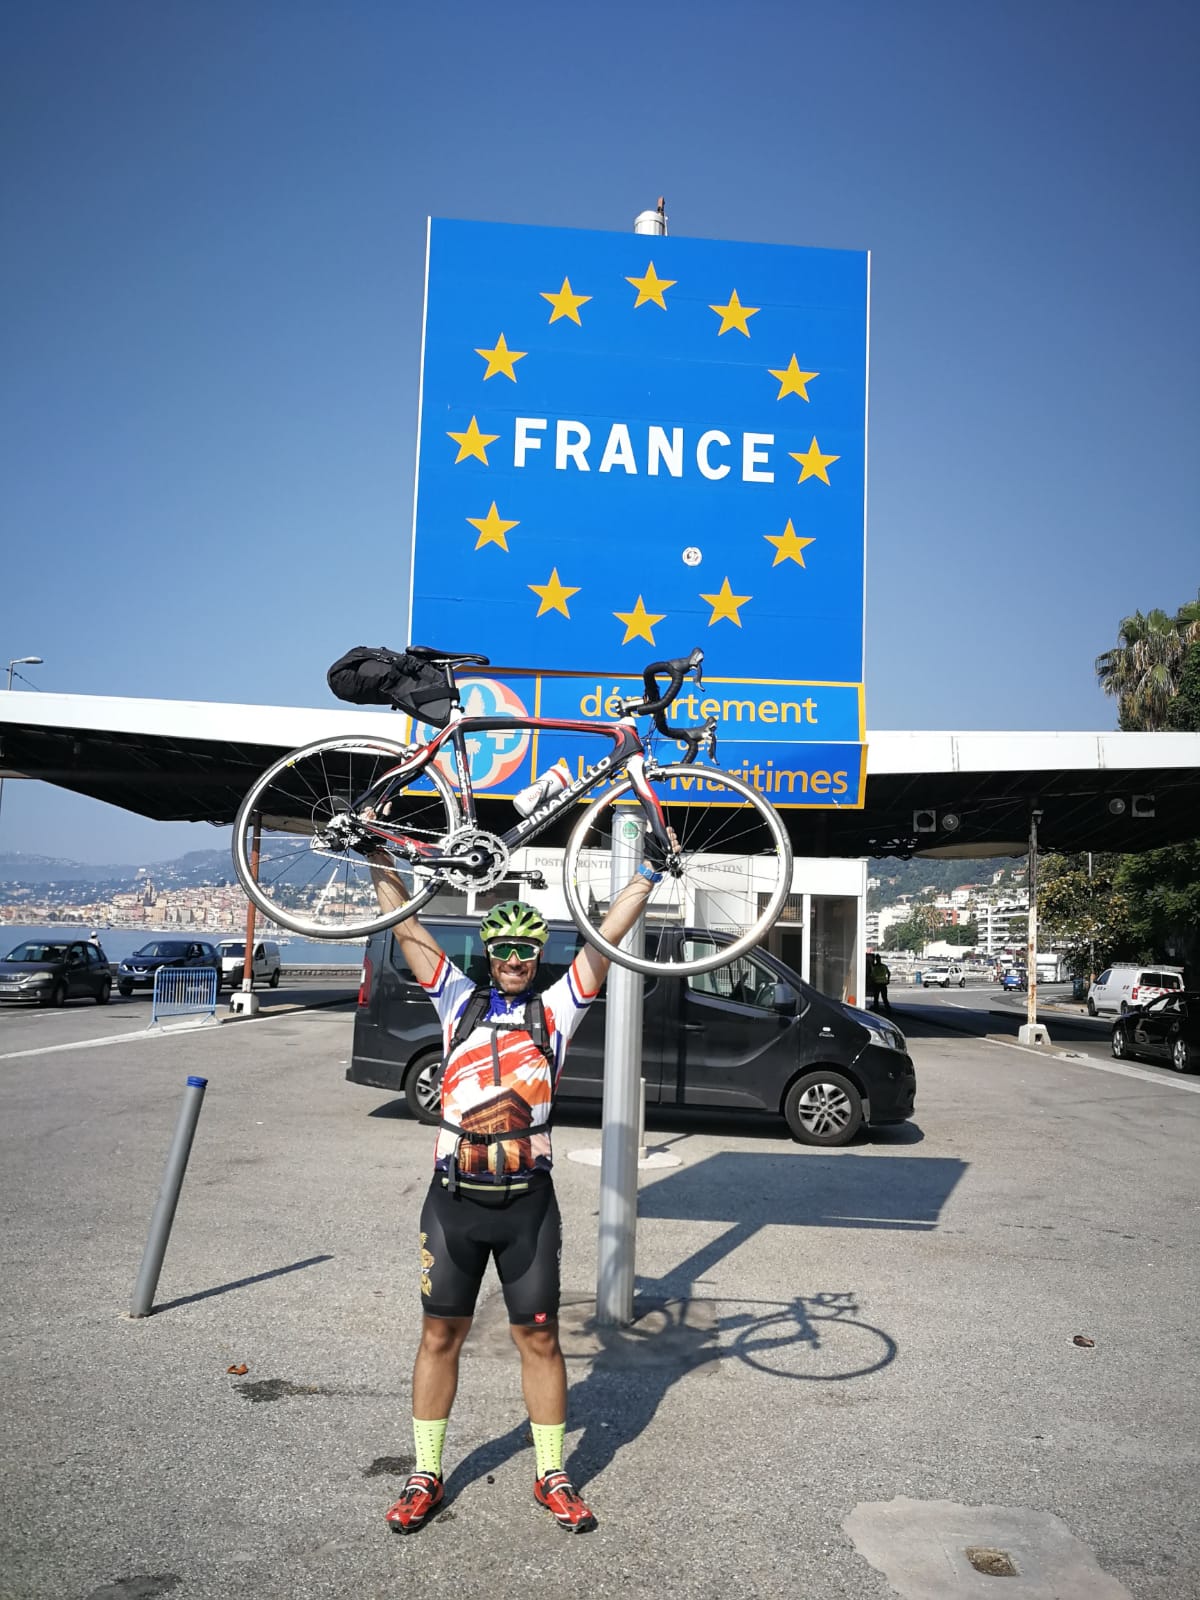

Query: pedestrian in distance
left=364, top=829, right=675, bottom=1538
left=868, top=951, right=892, bottom=1014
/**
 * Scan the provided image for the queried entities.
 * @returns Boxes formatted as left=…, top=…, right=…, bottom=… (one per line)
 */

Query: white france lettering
left=696, top=429, right=731, bottom=481
left=514, top=417, right=547, bottom=467
left=555, top=420, right=591, bottom=471
left=598, top=423, right=637, bottom=474
left=647, top=425, right=684, bottom=477
left=742, top=432, right=774, bottom=483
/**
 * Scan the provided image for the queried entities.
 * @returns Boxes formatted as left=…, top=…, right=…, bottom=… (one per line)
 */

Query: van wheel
left=1087, top=998, right=1097, bottom=1016
left=403, top=1052, right=443, bottom=1125
left=268, top=970, right=281, bottom=988
left=783, top=1070, right=863, bottom=1147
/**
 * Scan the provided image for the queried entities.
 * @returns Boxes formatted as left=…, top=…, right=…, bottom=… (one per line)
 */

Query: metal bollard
left=129, top=1075, right=208, bottom=1318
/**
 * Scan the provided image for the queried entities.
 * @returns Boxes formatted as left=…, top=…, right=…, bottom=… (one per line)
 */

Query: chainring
left=440, top=826, right=510, bottom=892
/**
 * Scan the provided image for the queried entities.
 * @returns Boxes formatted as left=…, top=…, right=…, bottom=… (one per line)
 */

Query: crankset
left=435, top=827, right=510, bottom=892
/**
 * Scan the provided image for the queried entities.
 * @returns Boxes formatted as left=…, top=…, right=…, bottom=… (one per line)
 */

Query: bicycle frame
left=363, top=708, right=676, bottom=866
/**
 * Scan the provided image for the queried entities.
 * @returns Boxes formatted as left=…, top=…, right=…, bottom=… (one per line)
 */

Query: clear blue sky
left=3, top=0, right=1197, bottom=863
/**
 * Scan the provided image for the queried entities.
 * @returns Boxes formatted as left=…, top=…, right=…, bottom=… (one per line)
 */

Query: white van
left=1087, top=964, right=1183, bottom=1016
left=216, top=939, right=282, bottom=988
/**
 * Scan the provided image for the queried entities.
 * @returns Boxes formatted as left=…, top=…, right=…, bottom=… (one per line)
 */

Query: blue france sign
left=408, top=218, right=868, bottom=804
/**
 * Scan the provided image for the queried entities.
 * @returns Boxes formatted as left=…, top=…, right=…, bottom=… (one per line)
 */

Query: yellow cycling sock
left=531, top=1421, right=565, bottom=1478
left=413, top=1417, right=448, bottom=1477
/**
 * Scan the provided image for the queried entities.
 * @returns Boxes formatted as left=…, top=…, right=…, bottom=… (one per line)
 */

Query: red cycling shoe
left=533, top=1470, right=597, bottom=1533
left=384, top=1471, right=444, bottom=1534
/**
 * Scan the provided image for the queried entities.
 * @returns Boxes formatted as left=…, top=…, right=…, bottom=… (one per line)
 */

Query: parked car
left=347, top=918, right=916, bottom=1148
left=1111, top=992, right=1198, bottom=1073
left=0, top=938, right=112, bottom=1006
left=216, top=939, right=282, bottom=988
left=116, top=939, right=222, bottom=996
left=921, top=963, right=966, bottom=989
left=1087, top=964, right=1184, bottom=1017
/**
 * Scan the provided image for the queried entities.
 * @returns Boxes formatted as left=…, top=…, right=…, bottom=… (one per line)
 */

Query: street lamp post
left=0, top=656, right=45, bottom=830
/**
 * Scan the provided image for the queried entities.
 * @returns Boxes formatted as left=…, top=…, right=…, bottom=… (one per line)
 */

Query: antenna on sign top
left=632, top=197, right=668, bottom=236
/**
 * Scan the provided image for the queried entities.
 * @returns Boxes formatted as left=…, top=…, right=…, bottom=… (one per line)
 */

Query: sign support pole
left=595, top=814, right=646, bottom=1326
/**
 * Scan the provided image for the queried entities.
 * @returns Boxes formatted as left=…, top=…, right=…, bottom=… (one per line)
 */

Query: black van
left=347, top=918, right=915, bottom=1148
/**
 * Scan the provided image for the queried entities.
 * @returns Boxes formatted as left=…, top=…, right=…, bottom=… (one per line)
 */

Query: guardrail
left=151, top=966, right=219, bottom=1027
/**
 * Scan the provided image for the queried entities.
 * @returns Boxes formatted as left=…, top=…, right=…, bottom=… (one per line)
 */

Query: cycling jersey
left=421, top=952, right=599, bottom=1185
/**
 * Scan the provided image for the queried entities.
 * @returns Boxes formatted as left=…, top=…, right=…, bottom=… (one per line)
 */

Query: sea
left=0, top=924, right=364, bottom=967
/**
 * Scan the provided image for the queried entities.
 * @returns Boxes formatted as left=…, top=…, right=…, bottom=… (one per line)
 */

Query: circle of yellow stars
left=438, top=258, right=849, bottom=646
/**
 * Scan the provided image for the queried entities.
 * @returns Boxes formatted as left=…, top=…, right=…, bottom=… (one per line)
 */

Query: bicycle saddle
left=407, top=644, right=491, bottom=667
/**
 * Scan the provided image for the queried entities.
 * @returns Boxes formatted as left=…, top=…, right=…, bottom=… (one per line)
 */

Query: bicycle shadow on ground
left=447, top=1150, right=962, bottom=1499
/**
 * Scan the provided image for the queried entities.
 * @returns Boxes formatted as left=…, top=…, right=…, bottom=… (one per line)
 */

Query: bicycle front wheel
left=562, top=764, right=793, bottom=977
left=232, top=736, right=460, bottom=940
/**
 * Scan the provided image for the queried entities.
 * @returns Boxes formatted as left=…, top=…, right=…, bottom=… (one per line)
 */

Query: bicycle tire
left=231, top=735, right=460, bottom=940
left=562, top=764, right=793, bottom=977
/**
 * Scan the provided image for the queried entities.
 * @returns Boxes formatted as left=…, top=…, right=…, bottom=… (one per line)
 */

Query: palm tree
left=1095, top=591, right=1200, bottom=730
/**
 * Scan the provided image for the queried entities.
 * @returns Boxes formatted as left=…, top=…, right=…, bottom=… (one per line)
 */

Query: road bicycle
left=231, top=645, right=793, bottom=977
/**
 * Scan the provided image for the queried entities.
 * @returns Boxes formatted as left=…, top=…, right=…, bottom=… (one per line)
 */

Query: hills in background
left=0, top=847, right=1026, bottom=910
left=0, top=850, right=234, bottom=894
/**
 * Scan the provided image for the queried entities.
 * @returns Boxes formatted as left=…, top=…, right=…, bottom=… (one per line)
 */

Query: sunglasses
left=487, top=940, right=541, bottom=963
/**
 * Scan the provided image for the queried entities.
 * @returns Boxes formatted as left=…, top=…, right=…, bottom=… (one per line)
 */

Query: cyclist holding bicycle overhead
left=364, top=834, right=671, bottom=1537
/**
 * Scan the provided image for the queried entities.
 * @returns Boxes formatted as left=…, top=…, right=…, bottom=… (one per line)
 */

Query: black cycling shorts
left=418, top=1173, right=561, bottom=1326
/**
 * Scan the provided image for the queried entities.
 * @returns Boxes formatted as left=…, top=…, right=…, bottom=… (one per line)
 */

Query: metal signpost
left=407, top=210, right=871, bottom=1324
left=596, top=814, right=646, bottom=1324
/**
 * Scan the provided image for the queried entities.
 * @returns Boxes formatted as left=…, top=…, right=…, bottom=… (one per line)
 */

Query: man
left=366, top=843, right=666, bottom=1537
left=868, top=951, right=892, bottom=1014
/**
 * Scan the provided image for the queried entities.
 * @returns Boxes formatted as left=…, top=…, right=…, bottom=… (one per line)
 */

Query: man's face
left=488, top=942, right=541, bottom=995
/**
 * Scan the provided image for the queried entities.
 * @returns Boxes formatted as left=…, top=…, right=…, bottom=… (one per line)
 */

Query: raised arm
left=572, top=827, right=678, bottom=996
left=365, top=850, right=445, bottom=988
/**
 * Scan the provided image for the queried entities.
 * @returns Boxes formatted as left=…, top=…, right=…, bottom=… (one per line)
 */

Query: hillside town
left=0, top=874, right=249, bottom=932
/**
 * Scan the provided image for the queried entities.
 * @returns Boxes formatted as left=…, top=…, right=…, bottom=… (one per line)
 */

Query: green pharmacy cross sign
left=408, top=218, right=869, bottom=808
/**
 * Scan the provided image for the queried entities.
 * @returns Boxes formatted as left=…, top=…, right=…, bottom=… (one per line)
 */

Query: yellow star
left=699, top=577, right=752, bottom=628
left=466, top=502, right=519, bottom=551
left=529, top=567, right=580, bottom=618
left=447, top=415, right=499, bottom=465
left=789, top=436, right=840, bottom=484
left=613, top=595, right=665, bottom=646
left=768, top=355, right=819, bottom=400
left=626, top=260, right=676, bottom=309
left=709, top=289, right=760, bottom=337
left=764, top=518, right=816, bottom=567
left=474, top=333, right=526, bottom=382
left=540, top=276, right=591, bottom=325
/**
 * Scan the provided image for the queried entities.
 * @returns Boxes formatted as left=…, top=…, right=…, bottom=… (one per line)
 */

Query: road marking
left=0, top=1003, right=350, bottom=1062
left=981, top=1034, right=1200, bottom=1092
left=0, top=1026, right=227, bottom=1062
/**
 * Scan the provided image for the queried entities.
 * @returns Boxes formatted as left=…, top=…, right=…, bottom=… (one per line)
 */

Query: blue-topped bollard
left=129, top=1076, right=208, bottom=1318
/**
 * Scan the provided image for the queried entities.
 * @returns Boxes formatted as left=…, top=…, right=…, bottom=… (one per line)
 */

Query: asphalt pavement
left=1, top=988, right=1197, bottom=1599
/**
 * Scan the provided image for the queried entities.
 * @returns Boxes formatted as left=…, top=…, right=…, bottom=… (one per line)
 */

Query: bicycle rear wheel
left=231, top=736, right=459, bottom=940
left=562, top=764, right=793, bottom=977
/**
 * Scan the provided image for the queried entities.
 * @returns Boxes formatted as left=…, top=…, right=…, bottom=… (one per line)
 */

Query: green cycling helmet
left=480, top=900, right=549, bottom=947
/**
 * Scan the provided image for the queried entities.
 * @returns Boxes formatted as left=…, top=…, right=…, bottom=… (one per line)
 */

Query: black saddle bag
left=326, top=645, right=458, bottom=727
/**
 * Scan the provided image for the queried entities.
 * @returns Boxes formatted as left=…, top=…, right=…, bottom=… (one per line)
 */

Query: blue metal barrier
left=151, top=965, right=219, bottom=1026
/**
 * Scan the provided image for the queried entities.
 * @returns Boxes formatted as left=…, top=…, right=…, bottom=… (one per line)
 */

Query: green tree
left=1165, top=640, right=1200, bottom=732
left=1039, top=853, right=1131, bottom=979
left=882, top=903, right=943, bottom=953
left=1095, top=590, right=1200, bottom=731
left=940, top=920, right=978, bottom=947
left=1114, top=843, right=1200, bottom=979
